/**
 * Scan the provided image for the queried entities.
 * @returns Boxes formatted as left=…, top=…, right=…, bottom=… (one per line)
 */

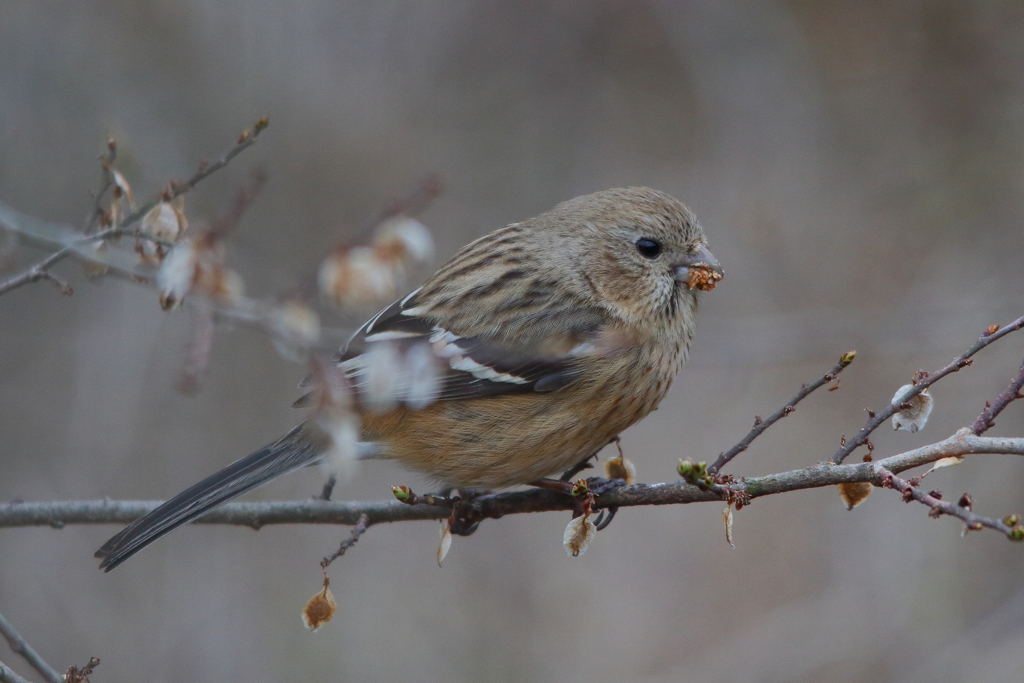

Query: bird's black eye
left=635, top=238, right=662, bottom=259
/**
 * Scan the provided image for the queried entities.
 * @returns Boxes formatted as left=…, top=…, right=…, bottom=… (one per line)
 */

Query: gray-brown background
left=2, top=2, right=1024, bottom=682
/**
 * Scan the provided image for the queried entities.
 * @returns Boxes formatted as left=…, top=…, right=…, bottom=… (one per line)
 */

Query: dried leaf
left=723, top=506, right=735, bottom=547
left=563, top=515, right=597, bottom=557
left=837, top=481, right=872, bottom=510
left=891, top=385, right=934, bottom=432
left=604, top=455, right=636, bottom=485
left=437, top=518, right=452, bottom=566
left=301, top=583, right=336, bottom=631
left=922, top=455, right=965, bottom=478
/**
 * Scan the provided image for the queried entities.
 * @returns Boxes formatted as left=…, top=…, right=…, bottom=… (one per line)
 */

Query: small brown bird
left=96, top=187, right=722, bottom=571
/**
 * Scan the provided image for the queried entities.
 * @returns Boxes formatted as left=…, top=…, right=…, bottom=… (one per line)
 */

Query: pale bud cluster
left=318, top=217, right=434, bottom=310
left=309, top=362, right=362, bottom=483
left=267, top=300, right=322, bottom=362
left=157, top=237, right=244, bottom=310
left=138, top=198, right=188, bottom=265
left=359, top=341, right=442, bottom=413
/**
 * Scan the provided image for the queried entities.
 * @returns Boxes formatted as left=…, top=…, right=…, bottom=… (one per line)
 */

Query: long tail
left=95, top=423, right=324, bottom=572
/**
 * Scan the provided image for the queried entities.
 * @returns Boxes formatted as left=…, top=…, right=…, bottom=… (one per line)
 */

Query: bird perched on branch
left=96, top=187, right=723, bottom=571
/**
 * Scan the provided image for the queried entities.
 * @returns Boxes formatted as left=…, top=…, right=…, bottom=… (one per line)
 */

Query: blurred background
left=2, top=1, right=1024, bottom=681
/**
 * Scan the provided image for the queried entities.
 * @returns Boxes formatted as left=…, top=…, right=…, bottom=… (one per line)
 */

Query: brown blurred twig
left=0, top=611, right=62, bottom=683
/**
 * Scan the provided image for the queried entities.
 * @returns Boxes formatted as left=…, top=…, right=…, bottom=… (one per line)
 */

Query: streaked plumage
left=96, top=187, right=721, bottom=571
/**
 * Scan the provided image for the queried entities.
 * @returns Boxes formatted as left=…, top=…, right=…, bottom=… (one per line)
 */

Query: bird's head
left=547, top=187, right=723, bottom=328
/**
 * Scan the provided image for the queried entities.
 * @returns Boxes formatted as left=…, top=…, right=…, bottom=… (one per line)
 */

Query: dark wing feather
left=95, top=424, right=321, bottom=571
left=295, top=287, right=605, bottom=407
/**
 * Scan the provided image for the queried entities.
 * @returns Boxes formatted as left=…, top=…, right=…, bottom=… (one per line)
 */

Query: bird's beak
left=673, top=245, right=724, bottom=292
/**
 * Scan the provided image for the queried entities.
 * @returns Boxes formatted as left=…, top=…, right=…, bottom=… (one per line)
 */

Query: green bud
left=840, top=350, right=857, bottom=367
left=1010, top=526, right=1024, bottom=542
left=391, top=485, right=412, bottom=502
left=1004, top=514, right=1020, bottom=527
left=570, top=479, right=589, bottom=497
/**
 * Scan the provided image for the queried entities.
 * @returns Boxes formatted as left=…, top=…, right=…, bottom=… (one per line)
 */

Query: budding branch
left=1, top=430, right=1021, bottom=531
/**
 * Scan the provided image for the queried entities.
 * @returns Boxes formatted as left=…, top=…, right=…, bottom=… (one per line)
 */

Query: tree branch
left=3, top=433, right=1022, bottom=532
left=709, top=351, right=855, bottom=474
left=0, top=660, right=33, bottom=683
left=971, top=359, right=1024, bottom=435
left=875, top=467, right=1020, bottom=539
left=0, top=612, right=62, bottom=683
left=0, top=119, right=267, bottom=298
left=832, top=316, right=1024, bottom=463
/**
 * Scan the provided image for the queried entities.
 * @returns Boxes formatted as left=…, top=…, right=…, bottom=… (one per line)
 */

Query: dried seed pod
left=723, top=506, right=735, bottom=547
left=437, top=518, right=452, bottom=566
left=891, top=385, right=933, bottom=433
left=837, top=482, right=872, bottom=510
left=563, top=515, right=597, bottom=557
left=302, top=583, right=337, bottom=631
left=604, top=455, right=636, bottom=485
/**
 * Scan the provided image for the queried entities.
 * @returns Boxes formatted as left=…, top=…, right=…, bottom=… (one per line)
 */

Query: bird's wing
left=296, top=286, right=612, bottom=407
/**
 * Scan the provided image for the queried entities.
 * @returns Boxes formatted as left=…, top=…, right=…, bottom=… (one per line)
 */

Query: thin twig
left=875, top=466, right=1020, bottom=538
left=321, top=513, right=371, bottom=568
left=832, top=316, right=1024, bottom=463
left=0, top=660, right=33, bottom=683
left=131, top=118, right=268, bottom=230
left=971, top=359, right=1024, bottom=435
left=709, top=352, right=855, bottom=474
left=0, top=119, right=267, bottom=298
left=83, top=136, right=117, bottom=235
left=178, top=301, right=215, bottom=394
left=0, top=611, right=62, bottom=683
left=364, top=173, right=445, bottom=235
